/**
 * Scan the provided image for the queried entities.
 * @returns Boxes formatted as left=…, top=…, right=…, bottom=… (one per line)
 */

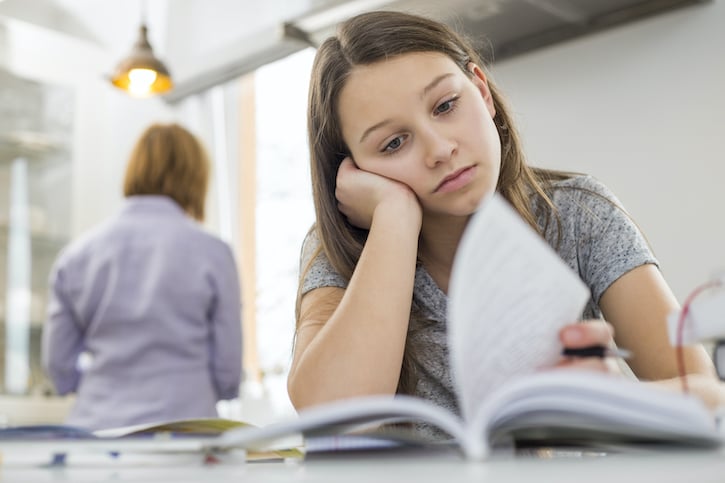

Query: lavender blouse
left=42, top=195, right=242, bottom=430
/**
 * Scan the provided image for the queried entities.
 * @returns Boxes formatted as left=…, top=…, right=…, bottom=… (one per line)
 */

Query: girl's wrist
left=374, top=192, right=422, bottom=232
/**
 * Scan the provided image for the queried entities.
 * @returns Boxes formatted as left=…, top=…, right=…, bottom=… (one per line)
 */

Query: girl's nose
left=422, top=125, right=457, bottom=168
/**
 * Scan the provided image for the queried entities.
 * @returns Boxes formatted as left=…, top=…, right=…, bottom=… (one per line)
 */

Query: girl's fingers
left=559, top=320, right=614, bottom=349
left=553, top=357, right=622, bottom=374
left=555, top=320, right=623, bottom=375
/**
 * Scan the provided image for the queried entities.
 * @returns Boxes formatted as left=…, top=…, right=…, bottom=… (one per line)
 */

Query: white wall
left=491, top=0, right=725, bottom=301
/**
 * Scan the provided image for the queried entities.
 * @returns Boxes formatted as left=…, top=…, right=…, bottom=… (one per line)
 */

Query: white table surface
left=3, top=446, right=725, bottom=483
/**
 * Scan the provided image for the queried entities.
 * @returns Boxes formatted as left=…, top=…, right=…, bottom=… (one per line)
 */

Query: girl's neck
left=418, top=215, right=470, bottom=294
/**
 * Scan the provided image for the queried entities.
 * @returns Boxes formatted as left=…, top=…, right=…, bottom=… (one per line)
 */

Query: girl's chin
left=423, top=205, right=479, bottom=220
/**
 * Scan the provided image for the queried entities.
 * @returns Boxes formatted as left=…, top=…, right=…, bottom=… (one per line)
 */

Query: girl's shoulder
left=546, top=174, right=623, bottom=212
left=299, top=225, right=348, bottom=294
left=549, top=174, right=613, bottom=195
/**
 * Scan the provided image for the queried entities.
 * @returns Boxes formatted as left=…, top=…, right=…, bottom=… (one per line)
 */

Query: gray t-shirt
left=299, top=175, right=657, bottom=424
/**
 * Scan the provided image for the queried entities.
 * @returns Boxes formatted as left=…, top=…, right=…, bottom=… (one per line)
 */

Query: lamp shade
left=110, top=24, right=173, bottom=97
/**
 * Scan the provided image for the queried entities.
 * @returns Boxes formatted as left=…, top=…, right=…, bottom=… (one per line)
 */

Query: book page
left=216, top=395, right=468, bottom=452
left=93, top=418, right=253, bottom=438
left=476, top=370, right=720, bottom=449
left=448, top=193, right=589, bottom=423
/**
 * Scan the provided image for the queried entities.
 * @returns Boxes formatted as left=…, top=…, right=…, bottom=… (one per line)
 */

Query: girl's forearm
left=646, top=373, right=725, bottom=410
left=290, top=199, right=421, bottom=407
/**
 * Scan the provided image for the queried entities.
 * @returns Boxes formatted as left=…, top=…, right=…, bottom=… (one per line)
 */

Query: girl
left=287, top=11, right=723, bottom=425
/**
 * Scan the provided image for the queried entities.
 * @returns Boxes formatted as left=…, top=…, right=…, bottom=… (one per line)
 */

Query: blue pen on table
left=562, top=345, right=632, bottom=359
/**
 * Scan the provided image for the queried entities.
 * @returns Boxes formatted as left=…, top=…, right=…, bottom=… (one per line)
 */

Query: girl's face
left=338, top=52, right=501, bottom=218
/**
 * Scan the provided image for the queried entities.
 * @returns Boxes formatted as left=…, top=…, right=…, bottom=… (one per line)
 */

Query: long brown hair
left=300, top=10, right=566, bottom=394
left=123, top=123, right=210, bottom=221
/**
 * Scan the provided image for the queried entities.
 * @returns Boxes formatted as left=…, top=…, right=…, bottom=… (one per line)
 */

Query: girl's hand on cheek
left=554, top=321, right=624, bottom=375
left=335, top=157, right=421, bottom=229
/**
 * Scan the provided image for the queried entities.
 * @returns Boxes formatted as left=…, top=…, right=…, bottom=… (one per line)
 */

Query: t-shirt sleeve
left=299, top=228, right=348, bottom=296
left=562, top=176, right=658, bottom=304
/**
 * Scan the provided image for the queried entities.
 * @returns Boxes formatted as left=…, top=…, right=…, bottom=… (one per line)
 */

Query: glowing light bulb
left=127, top=68, right=158, bottom=96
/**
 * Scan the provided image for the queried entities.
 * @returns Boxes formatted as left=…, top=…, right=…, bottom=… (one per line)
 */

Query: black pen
left=562, top=345, right=632, bottom=359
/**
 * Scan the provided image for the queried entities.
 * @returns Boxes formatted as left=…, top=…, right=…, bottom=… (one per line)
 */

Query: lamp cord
left=140, top=0, right=147, bottom=25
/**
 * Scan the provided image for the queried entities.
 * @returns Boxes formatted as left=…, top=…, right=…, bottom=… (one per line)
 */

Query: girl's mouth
left=434, top=166, right=476, bottom=194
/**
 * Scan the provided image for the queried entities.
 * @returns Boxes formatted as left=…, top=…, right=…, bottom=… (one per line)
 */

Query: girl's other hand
left=555, top=320, right=624, bottom=374
left=336, top=157, right=421, bottom=229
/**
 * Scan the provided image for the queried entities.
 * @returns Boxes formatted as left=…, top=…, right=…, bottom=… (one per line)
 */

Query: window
left=235, top=48, right=316, bottom=420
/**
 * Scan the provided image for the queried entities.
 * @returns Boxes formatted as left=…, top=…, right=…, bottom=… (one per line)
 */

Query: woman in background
left=42, top=123, right=242, bottom=430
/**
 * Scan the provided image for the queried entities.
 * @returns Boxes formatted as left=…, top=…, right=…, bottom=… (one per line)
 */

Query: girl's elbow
left=286, top=369, right=306, bottom=410
left=287, top=368, right=323, bottom=411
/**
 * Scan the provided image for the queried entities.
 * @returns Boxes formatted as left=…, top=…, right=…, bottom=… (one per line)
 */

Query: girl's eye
left=434, top=97, right=458, bottom=115
left=383, top=136, right=404, bottom=153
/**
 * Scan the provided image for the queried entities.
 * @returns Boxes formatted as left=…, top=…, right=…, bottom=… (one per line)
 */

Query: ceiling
left=0, top=0, right=712, bottom=103
left=286, top=0, right=711, bottom=60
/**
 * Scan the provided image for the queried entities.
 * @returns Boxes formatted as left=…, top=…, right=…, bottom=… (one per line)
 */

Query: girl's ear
left=467, top=62, right=496, bottom=118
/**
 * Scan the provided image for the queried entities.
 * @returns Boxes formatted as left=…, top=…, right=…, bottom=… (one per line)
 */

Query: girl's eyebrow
left=420, top=73, right=454, bottom=99
left=358, top=73, right=456, bottom=144
left=359, top=119, right=392, bottom=144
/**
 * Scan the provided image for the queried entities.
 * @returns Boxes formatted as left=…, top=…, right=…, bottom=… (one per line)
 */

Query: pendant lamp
left=110, top=3, right=173, bottom=97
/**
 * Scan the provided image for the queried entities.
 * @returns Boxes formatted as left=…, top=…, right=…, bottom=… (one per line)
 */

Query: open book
left=211, top=194, right=722, bottom=460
